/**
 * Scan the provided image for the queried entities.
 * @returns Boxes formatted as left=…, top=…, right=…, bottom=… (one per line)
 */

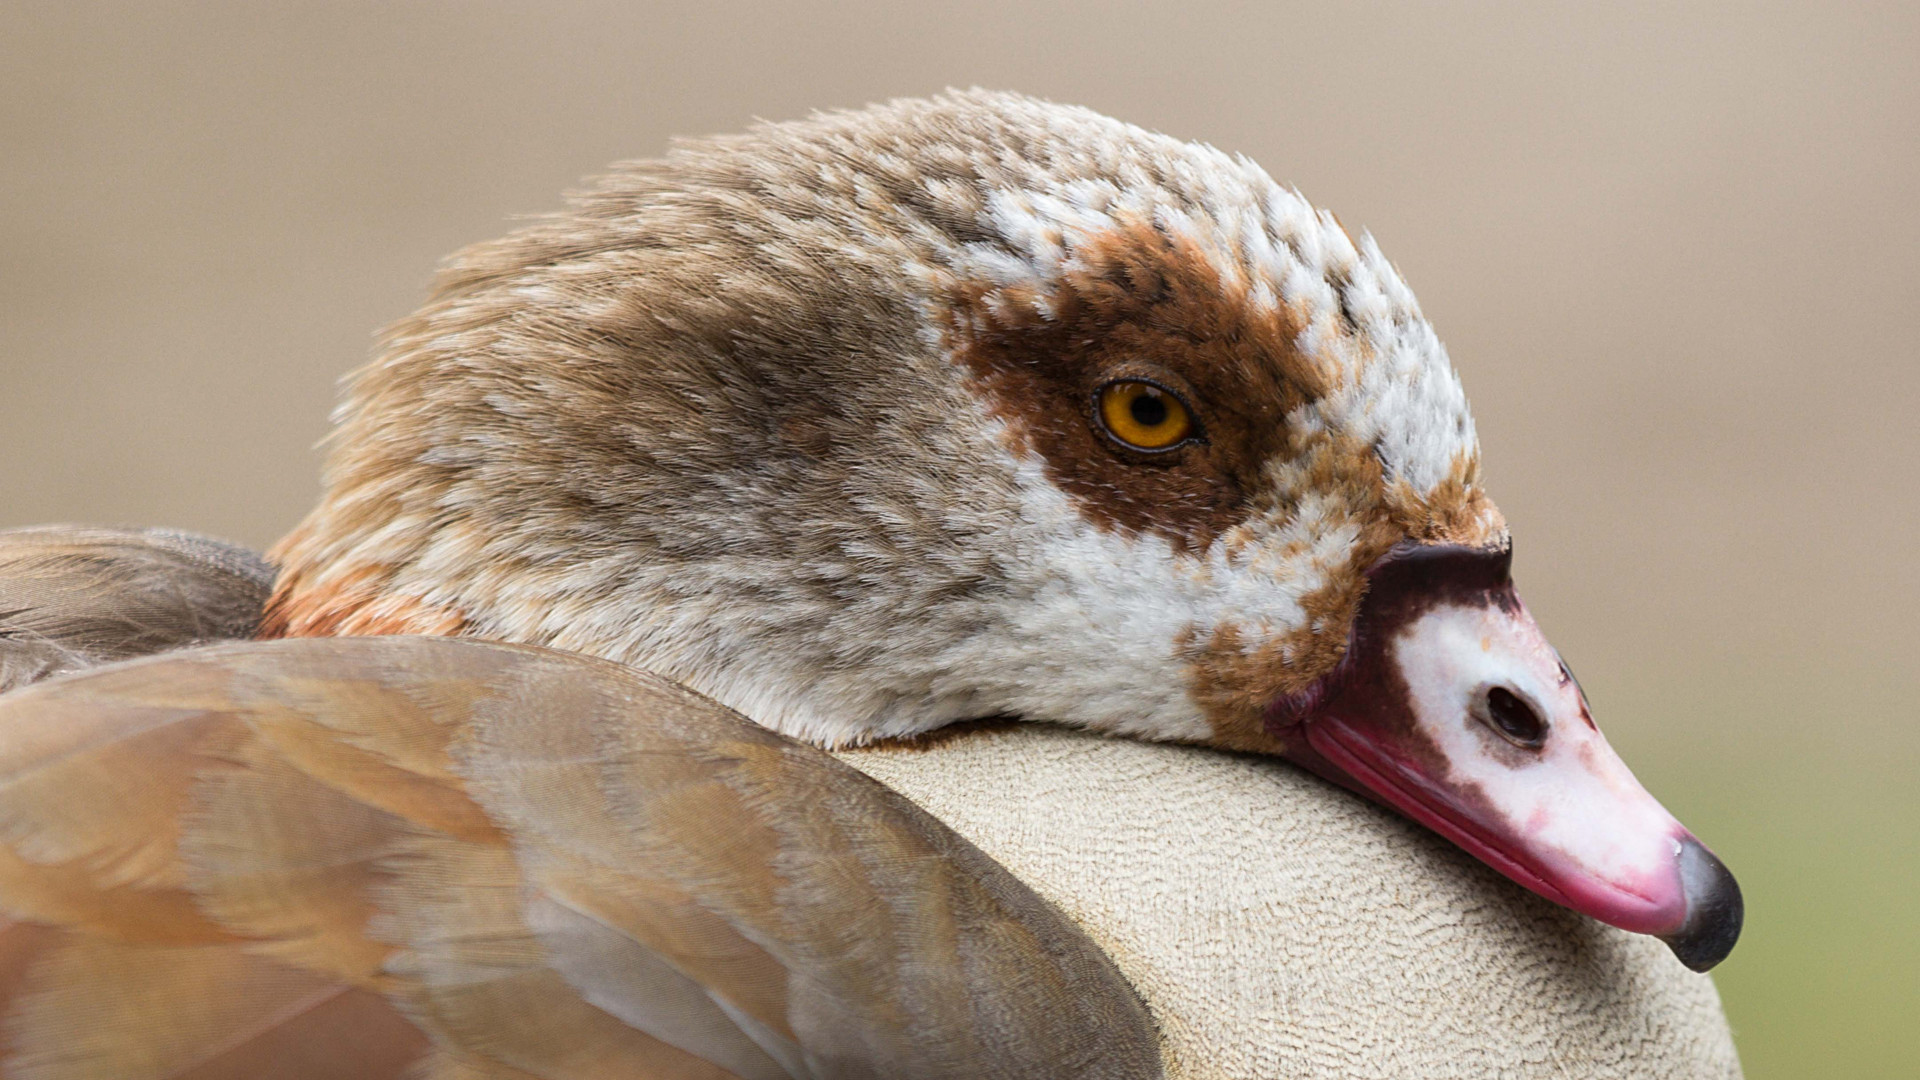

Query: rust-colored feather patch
left=1187, top=448, right=1506, bottom=747
left=944, top=218, right=1327, bottom=554
left=258, top=564, right=467, bottom=641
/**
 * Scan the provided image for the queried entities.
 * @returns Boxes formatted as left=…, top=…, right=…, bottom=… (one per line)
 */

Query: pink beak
left=1268, top=543, right=1742, bottom=971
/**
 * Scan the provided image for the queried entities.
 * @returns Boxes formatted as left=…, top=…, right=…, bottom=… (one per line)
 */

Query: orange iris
left=1097, top=380, right=1194, bottom=451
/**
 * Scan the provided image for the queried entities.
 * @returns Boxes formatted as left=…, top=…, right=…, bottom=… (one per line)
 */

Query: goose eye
left=1096, top=380, right=1196, bottom=452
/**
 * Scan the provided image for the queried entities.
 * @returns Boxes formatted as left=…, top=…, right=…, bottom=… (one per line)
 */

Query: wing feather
left=454, top=652, right=1162, bottom=1079
left=0, top=638, right=1161, bottom=1078
left=0, top=527, right=271, bottom=695
left=2, top=933, right=423, bottom=1080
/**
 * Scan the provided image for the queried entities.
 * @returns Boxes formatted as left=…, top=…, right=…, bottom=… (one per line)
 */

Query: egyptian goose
left=0, top=91, right=1741, bottom=1077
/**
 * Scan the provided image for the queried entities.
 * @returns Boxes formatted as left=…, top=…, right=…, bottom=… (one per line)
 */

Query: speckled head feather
left=262, top=92, right=1744, bottom=967
left=263, top=89, right=1504, bottom=751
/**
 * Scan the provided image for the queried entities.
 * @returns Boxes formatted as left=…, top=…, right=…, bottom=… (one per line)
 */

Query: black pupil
left=1129, top=391, right=1169, bottom=428
left=1486, top=686, right=1547, bottom=747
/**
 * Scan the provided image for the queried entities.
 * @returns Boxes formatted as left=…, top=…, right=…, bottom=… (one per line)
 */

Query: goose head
left=263, top=90, right=1739, bottom=970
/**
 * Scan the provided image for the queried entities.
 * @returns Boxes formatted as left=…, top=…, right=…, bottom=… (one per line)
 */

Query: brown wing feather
left=0, top=527, right=273, bottom=695
left=457, top=673, right=1165, bottom=1079
left=2, top=933, right=425, bottom=1080
left=0, top=638, right=1162, bottom=1078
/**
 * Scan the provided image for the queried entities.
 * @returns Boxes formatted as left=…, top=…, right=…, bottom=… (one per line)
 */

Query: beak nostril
left=1484, top=686, right=1547, bottom=749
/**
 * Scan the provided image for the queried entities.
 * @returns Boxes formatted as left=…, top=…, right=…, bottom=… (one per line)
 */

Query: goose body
left=841, top=728, right=1740, bottom=1076
left=0, top=92, right=1741, bottom=1076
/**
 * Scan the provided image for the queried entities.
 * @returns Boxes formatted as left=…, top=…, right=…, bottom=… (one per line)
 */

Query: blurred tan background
left=3, top=2, right=1914, bottom=1073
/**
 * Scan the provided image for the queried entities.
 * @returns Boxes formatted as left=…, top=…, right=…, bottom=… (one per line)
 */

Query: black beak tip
left=1661, top=837, right=1743, bottom=972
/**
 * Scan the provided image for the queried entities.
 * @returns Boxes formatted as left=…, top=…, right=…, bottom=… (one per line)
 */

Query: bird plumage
left=0, top=636, right=1158, bottom=1079
left=0, top=526, right=272, bottom=694
left=260, top=89, right=1496, bottom=751
left=0, top=91, right=1744, bottom=1077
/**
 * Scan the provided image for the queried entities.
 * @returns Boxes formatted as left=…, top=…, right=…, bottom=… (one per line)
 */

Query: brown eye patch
left=940, top=220, right=1334, bottom=553
left=1095, top=379, right=1198, bottom=452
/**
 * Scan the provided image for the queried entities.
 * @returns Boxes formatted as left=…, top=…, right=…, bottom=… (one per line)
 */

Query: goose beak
left=1269, top=543, right=1743, bottom=971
